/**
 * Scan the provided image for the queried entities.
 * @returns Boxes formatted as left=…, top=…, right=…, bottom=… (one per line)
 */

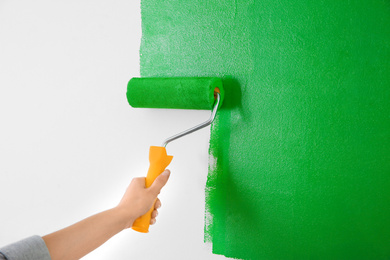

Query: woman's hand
left=116, top=169, right=171, bottom=228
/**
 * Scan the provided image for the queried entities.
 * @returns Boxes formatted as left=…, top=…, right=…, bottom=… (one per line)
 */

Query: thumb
left=149, top=169, right=170, bottom=196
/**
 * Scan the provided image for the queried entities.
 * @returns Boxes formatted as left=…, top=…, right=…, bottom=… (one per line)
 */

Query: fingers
left=151, top=209, right=158, bottom=218
left=149, top=169, right=170, bottom=196
left=155, top=198, right=161, bottom=209
left=150, top=209, right=158, bottom=225
left=150, top=199, right=161, bottom=225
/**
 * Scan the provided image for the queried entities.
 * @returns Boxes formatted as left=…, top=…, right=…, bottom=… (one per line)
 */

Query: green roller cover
left=127, top=77, right=224, bottom=110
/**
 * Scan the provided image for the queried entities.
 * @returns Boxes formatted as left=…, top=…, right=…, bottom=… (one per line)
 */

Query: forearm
left=41, top=172, right=170, bottom=260
left=42, top=207, right=133, bottom=260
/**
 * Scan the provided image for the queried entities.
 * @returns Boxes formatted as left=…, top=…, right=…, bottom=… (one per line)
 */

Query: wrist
left=112, top=206, right=136, bottom=229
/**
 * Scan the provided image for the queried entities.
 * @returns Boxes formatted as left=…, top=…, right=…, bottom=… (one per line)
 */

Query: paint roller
left=126, top=77, right=224, bottom=233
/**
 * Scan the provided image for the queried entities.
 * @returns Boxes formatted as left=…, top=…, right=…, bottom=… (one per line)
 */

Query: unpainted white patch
left=204, top=210, right=213, bottom=242
left=208, top=153, right=217, bottom=172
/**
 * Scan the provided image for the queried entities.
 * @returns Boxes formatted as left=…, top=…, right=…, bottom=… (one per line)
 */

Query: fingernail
left=162, top=170, right=170, bottom=176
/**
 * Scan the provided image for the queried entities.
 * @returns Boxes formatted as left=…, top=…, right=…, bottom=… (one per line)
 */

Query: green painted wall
left=140, top=0, right=390, bottom=259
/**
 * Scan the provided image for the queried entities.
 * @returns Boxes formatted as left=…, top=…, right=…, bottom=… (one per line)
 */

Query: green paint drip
left=140, top=0, right=390, bottom=259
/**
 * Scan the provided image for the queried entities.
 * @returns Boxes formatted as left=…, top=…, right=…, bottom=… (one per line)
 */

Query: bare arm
left=42, top=170, right=170, bottom=260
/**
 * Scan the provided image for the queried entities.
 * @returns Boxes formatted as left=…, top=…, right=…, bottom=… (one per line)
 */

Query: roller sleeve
left=127, top=77, right=224, bottom=110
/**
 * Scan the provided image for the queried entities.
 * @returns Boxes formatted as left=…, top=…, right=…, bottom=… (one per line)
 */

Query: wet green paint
left=140, top=0, right=390, bottom=259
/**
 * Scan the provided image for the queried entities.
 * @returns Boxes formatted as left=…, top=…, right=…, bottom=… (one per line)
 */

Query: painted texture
left=140, top=0, right=390, bottom=259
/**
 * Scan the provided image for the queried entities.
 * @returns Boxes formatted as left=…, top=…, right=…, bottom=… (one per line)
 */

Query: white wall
left=0, top=1, right=226, bottom=259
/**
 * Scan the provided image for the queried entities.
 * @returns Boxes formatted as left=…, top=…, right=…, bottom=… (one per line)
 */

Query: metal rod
left=162, top=93, right=221, bottom=148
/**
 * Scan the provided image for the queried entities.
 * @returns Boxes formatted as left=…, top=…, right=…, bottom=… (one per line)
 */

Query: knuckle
left=132, top=177, right=145, bottom=185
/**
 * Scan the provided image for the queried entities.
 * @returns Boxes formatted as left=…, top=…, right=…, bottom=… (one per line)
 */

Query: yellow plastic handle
left=131, top=146, right=173, bottom=233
